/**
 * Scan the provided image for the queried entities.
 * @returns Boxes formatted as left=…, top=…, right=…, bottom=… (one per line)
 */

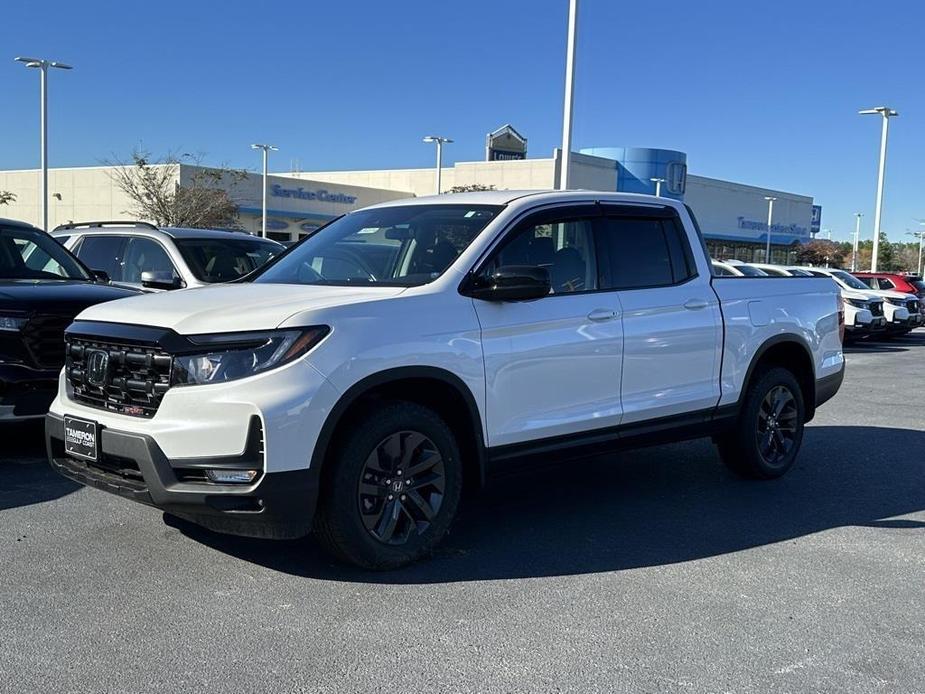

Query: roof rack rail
left=53, top=220, right=159, bottom=231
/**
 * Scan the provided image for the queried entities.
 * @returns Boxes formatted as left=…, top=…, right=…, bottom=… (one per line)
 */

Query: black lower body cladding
left=45, top=413, right=319, bottom=539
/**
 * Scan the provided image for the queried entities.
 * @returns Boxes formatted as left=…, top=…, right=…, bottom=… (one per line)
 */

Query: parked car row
left=712, top=259, right=923, bottom=342
left=0, top=218, right=283, bottom=422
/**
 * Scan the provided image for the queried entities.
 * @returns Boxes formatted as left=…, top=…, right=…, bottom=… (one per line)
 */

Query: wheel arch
left=738, top=334, right=817, bottom=421
left=310, top=367, right=487, bottom=490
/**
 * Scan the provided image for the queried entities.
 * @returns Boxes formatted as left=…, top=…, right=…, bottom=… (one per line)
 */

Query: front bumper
left=846, top=315, right=887, bottom=335
left=46, top=413, right=319, bottom=539
left=0, top=363, right=58, bottom=421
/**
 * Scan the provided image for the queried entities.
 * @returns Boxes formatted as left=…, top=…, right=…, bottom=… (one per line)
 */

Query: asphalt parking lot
left=2, top=334, right=923, bottom=694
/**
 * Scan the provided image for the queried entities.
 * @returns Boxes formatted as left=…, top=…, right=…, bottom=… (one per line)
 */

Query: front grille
left=21, top=314, right=72, bottom=369
left=870, top=302, right=884, bottom=317
left=907, top=299, right=919, bottom=314
left=66, top=337, right=172, bottom=417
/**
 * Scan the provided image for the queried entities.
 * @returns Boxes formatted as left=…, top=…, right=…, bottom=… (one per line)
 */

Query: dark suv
left=0, top=219, right=138, bottom=422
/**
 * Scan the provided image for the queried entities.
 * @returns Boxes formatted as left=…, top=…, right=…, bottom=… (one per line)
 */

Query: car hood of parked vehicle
left=0, top=279, right=139, bottom=314
left=859, top=289, right=916, bottom=302
left=74, top=283, right=408, bottom=334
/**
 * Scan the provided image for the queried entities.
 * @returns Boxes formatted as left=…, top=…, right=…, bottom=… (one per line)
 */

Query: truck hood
left=860, top=289, right=915, bottom=300
left=75, top=283, right=407, bottom=334
left=840, top=288, right=882, bottom=302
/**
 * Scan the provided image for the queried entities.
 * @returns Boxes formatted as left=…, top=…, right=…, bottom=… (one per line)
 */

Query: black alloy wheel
left=358, top=431, right=446, bottom=545
left=755, top=384, right=799, bottom=466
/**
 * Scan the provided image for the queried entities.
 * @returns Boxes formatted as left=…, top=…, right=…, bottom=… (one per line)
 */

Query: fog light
left=205, top=469, right=259, bottom=484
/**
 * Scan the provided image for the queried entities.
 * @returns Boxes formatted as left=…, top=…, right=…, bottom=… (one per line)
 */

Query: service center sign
left=271, top=184, right=357, bottom=205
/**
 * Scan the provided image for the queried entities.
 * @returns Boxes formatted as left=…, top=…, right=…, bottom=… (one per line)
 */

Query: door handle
left=587, top=308, right=618, bottom=322
left=683, top=299, right=709, bottom=310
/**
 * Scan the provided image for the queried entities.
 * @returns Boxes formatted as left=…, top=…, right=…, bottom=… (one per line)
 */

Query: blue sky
left=1, top=0, right=923, bottom=242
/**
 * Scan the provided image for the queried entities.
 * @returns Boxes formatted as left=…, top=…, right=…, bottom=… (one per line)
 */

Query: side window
left=880, top=278, right=895, bottom=289
left=488, top=215, right=598, bottom=294
left=74, top=236, right=127, bottom=281
left=122, top=238, right=178, bottom=284
left=597, top=216, right=684, bottom=290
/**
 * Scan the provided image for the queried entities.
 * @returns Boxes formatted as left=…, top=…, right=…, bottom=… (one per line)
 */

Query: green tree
left=447, top=184, right=496, bottom=193
left=0, top=191, right=15, bottom=205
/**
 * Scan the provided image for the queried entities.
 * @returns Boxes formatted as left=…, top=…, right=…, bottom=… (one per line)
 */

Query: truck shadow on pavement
left=169, top=424, right=925, bottom=583
left=844, top=330, right=925, bottom=354
left=0, top=421, right=81, bottom=511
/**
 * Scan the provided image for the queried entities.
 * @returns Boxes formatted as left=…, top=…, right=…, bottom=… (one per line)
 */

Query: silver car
left=52, top=221, right=284, bottom=291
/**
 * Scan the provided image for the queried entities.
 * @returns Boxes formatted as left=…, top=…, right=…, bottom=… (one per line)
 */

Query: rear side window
left=596, top=215, right=696, bottom=290
left=74, top=236, right=127, bottom=280
left=878, top=278, right=895, bottom=289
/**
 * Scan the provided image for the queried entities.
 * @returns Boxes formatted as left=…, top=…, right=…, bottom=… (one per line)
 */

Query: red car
left=854, top=272, right=925, bottom=299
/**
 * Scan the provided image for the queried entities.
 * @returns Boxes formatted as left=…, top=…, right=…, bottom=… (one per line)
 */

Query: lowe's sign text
left=271, top=185, right=357, bottom=205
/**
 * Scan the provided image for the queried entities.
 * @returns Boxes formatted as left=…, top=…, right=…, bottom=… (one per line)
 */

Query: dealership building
left=1, top=129, right=819, bottom=261
left=0, top=164, right=410, bottom=242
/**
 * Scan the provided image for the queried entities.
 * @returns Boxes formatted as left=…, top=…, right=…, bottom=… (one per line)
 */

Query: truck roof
left=366, top=189, right=686, bottom=211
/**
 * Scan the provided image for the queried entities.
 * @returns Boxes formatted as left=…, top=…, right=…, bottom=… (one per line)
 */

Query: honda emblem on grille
left=86, top=349, right=110, bottom=387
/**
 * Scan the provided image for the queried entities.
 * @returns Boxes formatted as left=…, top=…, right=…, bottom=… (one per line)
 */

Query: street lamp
left=650, top=177, right=665, bottom=197
left=859, top=106, right=898, bottom=272
left=422, top=136, right=452, bottom=194
left=852, top=212, right=863, bottom=271
left=559, top=0, right=579, bottom=190
left=250, top=143, right=278, bottom=238
left=764, top=196, right=777, bottom=263
left=14, top=56, right=73, bottom=231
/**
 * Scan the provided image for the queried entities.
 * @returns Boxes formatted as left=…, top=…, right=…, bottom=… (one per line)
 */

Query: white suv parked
left=52, top=222, right=283, bottom=291
left=47, top=192, right=844, bottom=568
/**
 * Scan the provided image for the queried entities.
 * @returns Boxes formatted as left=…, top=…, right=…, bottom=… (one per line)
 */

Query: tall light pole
left=650, top=177, right=665, bottom=197
left=764, top=196, right=777, bottom=263
left=852, top=212, right=863, bottom=271
left=422, top=136, right=452, bottom=194
left=250, top=143, right=277, bottom=238
left=559, top=0, right=579, bottom=190
left=859, top=106, right=898, bottom=272
left=14, top=56, right=73, bottom=231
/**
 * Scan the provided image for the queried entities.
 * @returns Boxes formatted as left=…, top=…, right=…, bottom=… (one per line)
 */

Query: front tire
left=717, top=367, right=805, bottom=479
left=314, top=401, right=463, bottom=569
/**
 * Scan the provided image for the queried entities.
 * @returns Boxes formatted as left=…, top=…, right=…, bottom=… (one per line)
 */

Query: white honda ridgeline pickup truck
left=47, top=191, right=845, bottom=569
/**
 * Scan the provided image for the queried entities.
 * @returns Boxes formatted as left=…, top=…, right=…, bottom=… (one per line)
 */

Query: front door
left=471, top=205, right=625, bottom=447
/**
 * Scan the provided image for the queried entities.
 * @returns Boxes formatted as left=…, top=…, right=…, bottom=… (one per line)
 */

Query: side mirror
left=464, top=265, right=551, bottom=302
left=141, top=270, right=182, bottom=290
left=91, top=269, right=111, bottom=284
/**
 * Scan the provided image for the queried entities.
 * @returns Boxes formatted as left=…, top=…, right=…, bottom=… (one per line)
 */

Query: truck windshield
left=254, top=204, right=501, bottom=287
left=830, top=270, right=872, bottom=290
left=0, top=225, right=90, bottom=281
left=175, top=237, right=283, bottom=283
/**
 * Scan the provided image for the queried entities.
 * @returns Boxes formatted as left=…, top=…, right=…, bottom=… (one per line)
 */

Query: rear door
left=597, top=205, right=722, bottom=424
left=471, top=204, right=625, bottom=447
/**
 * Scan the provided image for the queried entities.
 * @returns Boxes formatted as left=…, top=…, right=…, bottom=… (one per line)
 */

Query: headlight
left=0, top=314, right=28, bottom=332
left=171, top=327, right=330, bottom=386
left=845, top=298, right=868, bottom=309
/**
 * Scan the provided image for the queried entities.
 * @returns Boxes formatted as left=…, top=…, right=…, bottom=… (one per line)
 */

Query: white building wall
left=685, top=174, right=814, bottom=244
left=0, top=165, right=175, bottom=230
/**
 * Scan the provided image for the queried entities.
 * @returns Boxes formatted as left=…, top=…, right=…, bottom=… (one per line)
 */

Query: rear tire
left=717, top=367, right=805, bottom=480
left=314, top=401, right=463, bottom=569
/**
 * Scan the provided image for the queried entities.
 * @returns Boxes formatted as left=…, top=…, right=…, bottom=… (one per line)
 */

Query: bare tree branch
left=103, top=149, right=245, bottom=228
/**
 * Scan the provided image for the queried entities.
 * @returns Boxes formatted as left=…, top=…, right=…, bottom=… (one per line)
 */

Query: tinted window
left=75, top=236, right=126, bottom=280
left=489, top=215, right=597, bottom=294
left=597, top=217, right=676, bottom=289
left=879, top=278, right=895, bottom=289
left=122, top=238, right=178, bottom=284
left=0, top=226, right=89, bottom=280
left=176, top=237, right=282, bottom=283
